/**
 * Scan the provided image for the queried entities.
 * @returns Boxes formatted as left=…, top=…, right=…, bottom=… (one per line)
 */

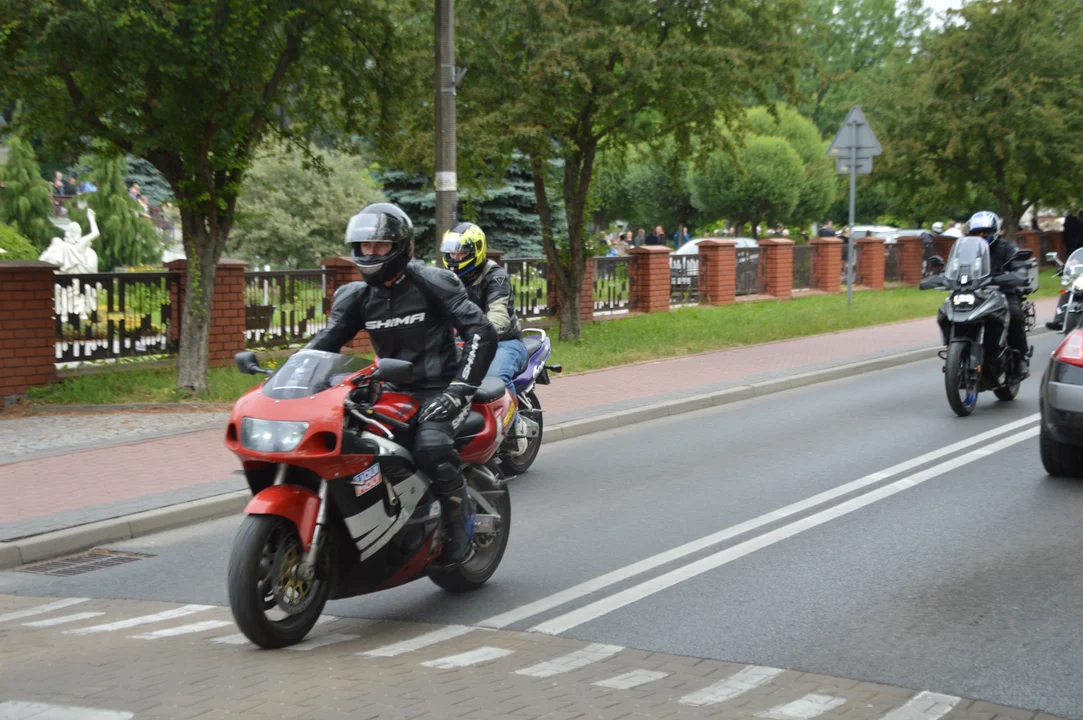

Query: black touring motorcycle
left=921, top=236, right=1038, bottom=417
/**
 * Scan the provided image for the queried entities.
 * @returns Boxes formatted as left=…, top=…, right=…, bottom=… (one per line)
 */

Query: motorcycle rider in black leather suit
left=967, top=210, right=1030, bottom=378
left=307, top=203, right=497, bottom=565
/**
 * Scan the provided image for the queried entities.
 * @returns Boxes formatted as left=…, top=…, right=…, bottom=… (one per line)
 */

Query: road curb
left=3, top=332, right=1054, bottom=570
left=0, top=492, right=250, bottom=570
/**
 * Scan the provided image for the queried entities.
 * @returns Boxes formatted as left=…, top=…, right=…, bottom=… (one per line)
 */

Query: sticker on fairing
left=351, top=464, right=383, bottom=497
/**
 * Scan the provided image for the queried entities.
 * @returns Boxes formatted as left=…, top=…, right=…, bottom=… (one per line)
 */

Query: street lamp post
left=434, top=0, right=457, bottom=250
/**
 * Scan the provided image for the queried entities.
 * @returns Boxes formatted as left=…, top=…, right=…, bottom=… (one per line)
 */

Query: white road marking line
left=514, top=643, right=623, bottom=678
left=131, top=620, right=234, bottom=640
left=0, top=701, right=133, bottom=719
left=480, top=414, right=1039, bottom=631
left=880, top=690, right=962, bottom=720
left=22, top=611, right=105, bottom=628
left=0, top=598, right=89, bottom=624
left=532, top=427, right=1038, bottom=634
left=284, top=633, right=359, bottom=651
left=679, top=665, right=785, bottom=707
left=758, top=693, right=846, bottom=719
left=211, top=614, right=338, bottom=646
left=592, top=669, right=669, bottom=689
left=358, top=624, right=476, bottom=657
left=421, top=646, right=515, bottom=669
left=65, top=604, right=213, bottom=635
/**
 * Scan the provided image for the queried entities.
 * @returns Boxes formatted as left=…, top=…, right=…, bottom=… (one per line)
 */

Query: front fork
left=281, top=464, right=327, bottom=583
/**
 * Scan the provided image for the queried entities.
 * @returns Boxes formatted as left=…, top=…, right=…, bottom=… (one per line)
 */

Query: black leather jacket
left=465, top=260, right=522, bottom=342
left=989, top=238, right=1027, bottom=295
left=308, top=261, right=497, bottom=390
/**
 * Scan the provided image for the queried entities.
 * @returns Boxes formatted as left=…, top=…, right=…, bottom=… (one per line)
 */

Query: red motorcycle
left=224, top=349, right=513, bottom=649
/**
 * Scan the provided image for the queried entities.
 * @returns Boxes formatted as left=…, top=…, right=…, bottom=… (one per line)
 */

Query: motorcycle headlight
left=952, top=293, right=976, bottom=306
left=1071, top=277, right=1083, bottom=293
left=241, top=418, right=309, bottom=453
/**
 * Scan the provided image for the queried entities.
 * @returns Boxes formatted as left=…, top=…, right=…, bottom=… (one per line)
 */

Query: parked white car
left=848, top=225, right=897, bottom=240
left=671, top=237, right=760, bottom=289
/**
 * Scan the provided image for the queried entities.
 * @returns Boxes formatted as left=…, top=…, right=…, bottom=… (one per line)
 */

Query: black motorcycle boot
left=435, top=484, right=475, bottom=567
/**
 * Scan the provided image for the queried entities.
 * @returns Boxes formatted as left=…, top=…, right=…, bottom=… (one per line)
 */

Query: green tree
left=228, top=144, right=384, bottom=269
left=873, top=0, right=1083, bottom=241
left=592, top=140, right=698, bottom=237
left=746, top=106, right=836, bottom=226
left=437, top=0, right=801, bottom=340
left=0, top=222, right=39, bottom=259
left=689, top=135, right=805, bottom=238
left=797, top=0, right=927, bottom=135
left=1, top=0, right=411, bottom=392
left=0, top=136, right=55, bottom=249
left=68, top=153, right=161, bottom=271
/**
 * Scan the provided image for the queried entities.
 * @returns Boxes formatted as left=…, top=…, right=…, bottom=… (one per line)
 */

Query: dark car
left=1039, top=330, right=1083, bottom=476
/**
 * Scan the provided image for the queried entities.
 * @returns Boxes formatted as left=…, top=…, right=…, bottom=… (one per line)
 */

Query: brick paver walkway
left=1, top=300, right=1057, bottom=542
left=0, top=595, right=1066, bottom=720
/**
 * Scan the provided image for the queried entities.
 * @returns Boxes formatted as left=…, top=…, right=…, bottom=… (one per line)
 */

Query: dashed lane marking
left=679, top=665, right=786, bottom=707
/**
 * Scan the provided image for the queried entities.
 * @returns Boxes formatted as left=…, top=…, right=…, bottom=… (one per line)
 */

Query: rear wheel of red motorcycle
left=430, top=471, right=511, bottom=593
left=227, top=514, right=331, bottom=649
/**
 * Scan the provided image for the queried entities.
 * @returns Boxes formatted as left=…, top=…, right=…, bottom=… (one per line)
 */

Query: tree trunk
left=996, top=195, right=1020, bottom=244
left=175, top=209, right=229, bottom=393
left=528, top=153, right=584, bottom=342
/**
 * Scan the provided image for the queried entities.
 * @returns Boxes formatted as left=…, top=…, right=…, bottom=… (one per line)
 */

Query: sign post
left=827, top=106, right=882, bottom=307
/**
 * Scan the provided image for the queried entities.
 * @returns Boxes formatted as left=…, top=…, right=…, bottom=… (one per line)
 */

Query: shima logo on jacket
left=365, top=312, right=426, bottom=331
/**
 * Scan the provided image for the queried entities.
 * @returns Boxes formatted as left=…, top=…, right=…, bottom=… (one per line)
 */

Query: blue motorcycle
left=501, top=328, right=561, bottom=474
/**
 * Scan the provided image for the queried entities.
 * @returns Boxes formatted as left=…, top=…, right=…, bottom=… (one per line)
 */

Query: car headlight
left=241, top=418, right=309, bottom=452
left=952, top=293, right=976, bottom=306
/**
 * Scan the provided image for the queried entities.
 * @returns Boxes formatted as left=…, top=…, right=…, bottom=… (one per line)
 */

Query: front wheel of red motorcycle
left=430, top=470, right=512, bottom=593
left=227, top=514, right=331, bottom=649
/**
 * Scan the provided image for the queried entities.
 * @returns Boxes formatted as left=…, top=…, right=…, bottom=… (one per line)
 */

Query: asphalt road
left=3, top=331, right=1081, bottom=719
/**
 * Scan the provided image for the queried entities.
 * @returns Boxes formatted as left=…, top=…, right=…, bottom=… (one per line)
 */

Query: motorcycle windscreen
left=261, top=349, right=369, bottom=400
left=944, top=236, right=992, bottom=282
left=1066, top=248, right=1083, bottom=279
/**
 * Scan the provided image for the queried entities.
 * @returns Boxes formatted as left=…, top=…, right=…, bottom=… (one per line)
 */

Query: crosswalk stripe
left=22, top=611, right=105, bottom=628
left=421, top=646, right=514, bottom=669
left=679, top=665, right=785, bottom=707
left=0, top=598, right=89, bottom=624
left=65, top=604, right=213, bottom=635
left=758, top=693, right=846, bottom=719
left=284, top=633, right=359, bottom=651
left=211, top=615, right=338, bottom=646
left=592, top=669, right=669, bottom=690
left=515, top=643, right=623, bottom=678
left=0, top=701, right=133, bottom=719
left=131, top=620, right=234, bottom=640
left=880, top=691, right=961, bottom=720
left=358, top=625, right=476, bottom=658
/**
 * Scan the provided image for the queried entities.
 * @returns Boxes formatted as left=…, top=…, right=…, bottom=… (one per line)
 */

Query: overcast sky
left=920, top=0, right=965, bottom=22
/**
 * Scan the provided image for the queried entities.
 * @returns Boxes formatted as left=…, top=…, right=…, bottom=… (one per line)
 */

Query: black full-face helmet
left=345, top=203, right=414, bottom=284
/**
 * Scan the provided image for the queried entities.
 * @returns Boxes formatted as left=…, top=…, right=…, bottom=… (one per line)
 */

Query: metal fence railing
left=54, top=272, right=176, bottom=362
left=736, top=247, right=764, bottom=295
left=792, top=245, right=818, bottom=290
left=502, top=257, right=550, bottom=320
left=594, top=256, right=631, bottom=313
left=884, top=243, right=901, bottom=282
left=245, top=270, right=328, bottom=348
left=669, top=255, right=700, bottom=306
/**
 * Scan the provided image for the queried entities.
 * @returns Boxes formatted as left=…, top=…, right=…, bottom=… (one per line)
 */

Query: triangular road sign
left=827, top=106, right=882, bottom=158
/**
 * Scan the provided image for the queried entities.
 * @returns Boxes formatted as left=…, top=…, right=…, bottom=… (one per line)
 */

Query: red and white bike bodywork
left=224, top=349, right=513, bottom=648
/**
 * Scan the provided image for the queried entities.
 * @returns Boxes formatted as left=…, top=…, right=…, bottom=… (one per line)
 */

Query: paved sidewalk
left=0, top=300, right=1057, bottom=543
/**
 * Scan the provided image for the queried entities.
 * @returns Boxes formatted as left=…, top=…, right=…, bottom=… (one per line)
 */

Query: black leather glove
left=418, top=382, right=477, bottom=427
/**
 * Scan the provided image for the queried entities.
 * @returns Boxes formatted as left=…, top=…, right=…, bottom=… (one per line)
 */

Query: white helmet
left=967, top=211, right=1002, bottom=244
left=931, top=222, right=945, bottom=234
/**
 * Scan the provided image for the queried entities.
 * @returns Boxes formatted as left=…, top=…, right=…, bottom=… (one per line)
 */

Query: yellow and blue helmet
left=441, top=222, right=487, bottom=281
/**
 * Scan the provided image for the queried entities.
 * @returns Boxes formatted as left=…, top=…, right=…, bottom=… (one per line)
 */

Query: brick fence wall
left=0, top=261, right=59, bottom=401
left=2, top=229, right=1065, bottom=398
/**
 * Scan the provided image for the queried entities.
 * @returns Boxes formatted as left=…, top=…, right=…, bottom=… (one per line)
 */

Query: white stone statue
left=40, top=209, right=100, bottom=320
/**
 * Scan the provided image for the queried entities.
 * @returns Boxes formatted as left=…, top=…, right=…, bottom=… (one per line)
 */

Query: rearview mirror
left=1047, top=251, right=1060, bottom=263
left=235, top=351, right=271, bottom=376
left=370, top=358, right=414, bottom=385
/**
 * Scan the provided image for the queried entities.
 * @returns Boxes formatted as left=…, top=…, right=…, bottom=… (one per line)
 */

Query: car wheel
left=1039, top=422, right=1083, bottom=477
